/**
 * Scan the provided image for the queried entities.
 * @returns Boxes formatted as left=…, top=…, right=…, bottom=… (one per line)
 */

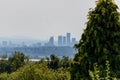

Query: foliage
left=89, top=60, right=117, bottom=80
left=0, top=61, right=70, bottom=80
left=0, top=53, right=72, bottom=80
left=48, top=54, right=60, bottom=69
left=0, top=51, right=28, bottom=73
left=0, top=73, right=9, bottom=80
left=1, top=52, right=120, bottom=80
left=0, top=60, right=9, bottom=73
left=47, top=54, right=71, bottom=70
left=8, top=51, right=27, bottom=72
left=70, top=0, right=120, bottom=79
left=59, top=56, right=71, bottom=68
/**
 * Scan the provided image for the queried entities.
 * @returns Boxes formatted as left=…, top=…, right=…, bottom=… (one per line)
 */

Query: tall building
left=66, top=33, right=71, bottom=46
left=58, top=36, right=63, bottom=46
left=44, top=36, right=54, bottom=46
left=71, top=38, right=76, bottom=46
left=63, top=36, right=66, bottom=46
left=49, top=36, right=54, bottom=46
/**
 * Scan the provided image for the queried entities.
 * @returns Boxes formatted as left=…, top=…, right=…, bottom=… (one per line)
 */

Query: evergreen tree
left=70, top=0, right=120, bottom=79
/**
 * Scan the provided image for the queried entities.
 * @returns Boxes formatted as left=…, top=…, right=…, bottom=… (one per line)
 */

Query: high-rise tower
left=66, top=33, right=70, bottom=46
left=58, top=36, right=63, bottom=46
left=63, top=36, right=66, bottom=46
left=49, top=36, right=54, bottom=46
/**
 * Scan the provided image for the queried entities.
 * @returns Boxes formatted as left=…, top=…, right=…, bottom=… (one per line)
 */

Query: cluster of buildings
left=45, top=33, right=77, bottom=47
left=0, top=33, right=77, bottom=47
left=0, top=41, right=43, bottom=47
left=0, top=41, right=29, bottom=47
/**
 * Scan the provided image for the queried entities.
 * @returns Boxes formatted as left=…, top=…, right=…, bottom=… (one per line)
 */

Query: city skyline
left=0, top=0, right=119, bottom=41
left=0, top=32, right=77, bottom=47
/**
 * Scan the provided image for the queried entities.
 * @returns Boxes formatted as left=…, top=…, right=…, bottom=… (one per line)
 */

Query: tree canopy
left=71, top=0, right=120, bottom=79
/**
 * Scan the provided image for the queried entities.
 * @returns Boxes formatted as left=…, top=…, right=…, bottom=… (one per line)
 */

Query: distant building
left=44, top=32, right=77, bottom=47
left=66, top=33, right=71, bottom=46
left=49, top=36, right=54, bottom=46
left=22, top=42, right=27, bottom=47
left=44, top=36, right=54, bottom=46
left=32, top=42, right=41, bottom=47
left=71, top=38, right=76, bottom=46
left=8, top=41, right=17, bottom=47
left=63, top=36, right=66, bottom=46
left=2, top=41, right=8, bottom=47
left=58, top=36, right=63, bottom=46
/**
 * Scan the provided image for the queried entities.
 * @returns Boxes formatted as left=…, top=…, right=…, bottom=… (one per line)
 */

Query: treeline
left=0, top=52, right=117, bottom=80
left=0, top=52, right=27, bottom=73
left=0, top=51, right=71, bottom=80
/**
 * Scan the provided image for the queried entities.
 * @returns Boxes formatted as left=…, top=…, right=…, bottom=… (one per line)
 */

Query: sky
left=0, top=0, right=120, bottom=41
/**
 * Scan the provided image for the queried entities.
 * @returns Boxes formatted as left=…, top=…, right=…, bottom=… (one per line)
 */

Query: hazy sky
left=0, top=0, right=120, bottom=41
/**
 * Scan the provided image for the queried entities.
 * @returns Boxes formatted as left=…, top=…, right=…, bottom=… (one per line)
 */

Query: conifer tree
left=70, top=0, right=120, bottom=79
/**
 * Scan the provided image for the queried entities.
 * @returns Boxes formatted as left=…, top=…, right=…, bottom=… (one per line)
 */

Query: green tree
left=70, top=0, right=120, bottom=79
left=48, top=54, right=60, bottom=69
left=0, top=54, right=9, bottom=73
left=8, top=51, right=26, bottom=72
left=0, top=61, right=70, bottom=80
left=59, top=56, right=70, bottom=68
left=0, top=60, right=9, bottom=73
